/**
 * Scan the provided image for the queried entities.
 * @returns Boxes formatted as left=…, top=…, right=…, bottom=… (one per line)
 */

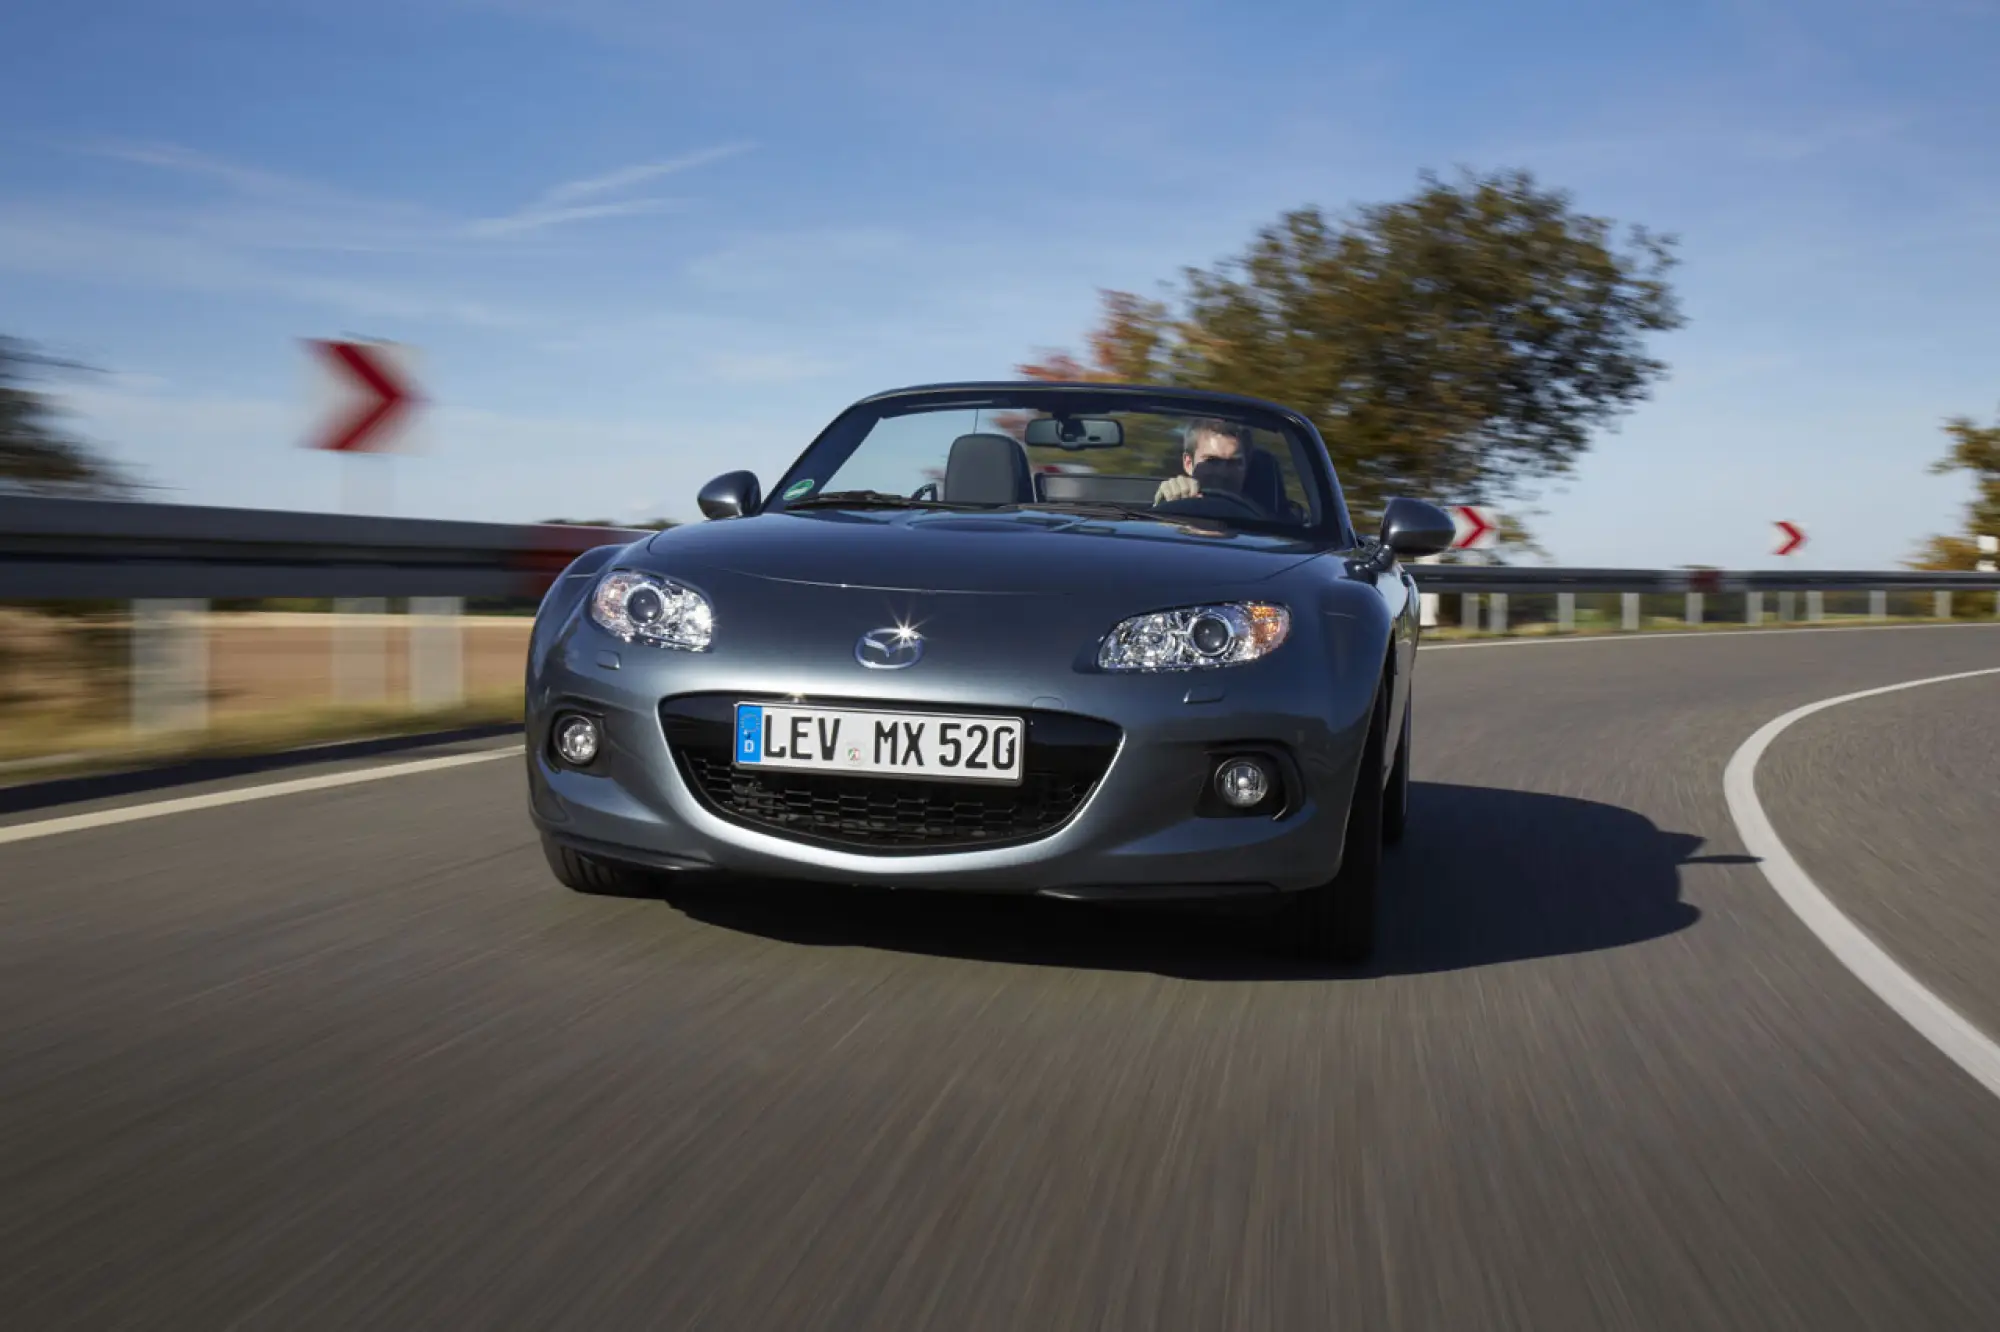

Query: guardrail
left=0, top=494, right=648, bottom=600
left=4, top=494, right=1998, bottom=737
left=1407, top=561, right=2000, bottom=634
left=0, top=494, right=647, bottom=737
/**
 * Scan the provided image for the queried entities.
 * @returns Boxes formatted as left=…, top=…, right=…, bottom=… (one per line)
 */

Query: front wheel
left=1269, top=677, right=1387, bottom=964
left=1383, top=691, right=1410, bottom=846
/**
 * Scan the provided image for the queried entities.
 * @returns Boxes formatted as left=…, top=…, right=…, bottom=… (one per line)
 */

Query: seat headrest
left=1243, top=446, right=1285, bottom=514
left=943, top=433, right=1032, bottom=505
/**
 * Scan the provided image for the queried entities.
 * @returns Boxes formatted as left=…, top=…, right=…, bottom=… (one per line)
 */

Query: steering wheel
left=1157, top=488, right=1266, bottom=519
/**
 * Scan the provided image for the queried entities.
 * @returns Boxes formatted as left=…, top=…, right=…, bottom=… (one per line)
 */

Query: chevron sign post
left=304, top=337, right=428, bottom=703
left=304, top=337, right=426, bottom=516
left=1423, top=505, right=1498, bottom=631
left=1450, top=505, right=1497, bottom=551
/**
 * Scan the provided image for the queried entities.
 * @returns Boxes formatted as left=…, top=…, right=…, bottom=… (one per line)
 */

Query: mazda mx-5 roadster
left=524, top=380, right=1456, bottom=961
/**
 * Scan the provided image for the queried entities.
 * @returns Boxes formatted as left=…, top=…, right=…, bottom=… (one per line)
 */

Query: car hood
left=641, top=508, right=1329, bottom=595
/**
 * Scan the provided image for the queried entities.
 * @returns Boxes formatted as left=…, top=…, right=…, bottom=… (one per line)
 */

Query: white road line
left=0, top=746, right=524, bottom=847
left=1421, top=620, right=2000, bottom=652
left=1722, top=667, right=2000, bottom=1099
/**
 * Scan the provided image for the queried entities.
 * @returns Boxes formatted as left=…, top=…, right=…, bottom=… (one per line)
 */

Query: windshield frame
left=761, top=382, right=1360, bottom=547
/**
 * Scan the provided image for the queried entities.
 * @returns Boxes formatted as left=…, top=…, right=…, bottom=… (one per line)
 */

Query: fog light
left=1214, top=758, right=1271, bottom=808
left=555, top=714, right=601, bottom=766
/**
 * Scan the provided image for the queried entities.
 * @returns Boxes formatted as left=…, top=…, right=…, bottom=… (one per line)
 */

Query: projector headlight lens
left=589, top=571, right=713, bottom=651
left=1098, top=602, right=1290, bottom=672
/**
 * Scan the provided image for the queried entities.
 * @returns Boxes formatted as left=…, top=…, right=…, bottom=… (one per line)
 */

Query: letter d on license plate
left=733, top=702, right=1023, bottom=785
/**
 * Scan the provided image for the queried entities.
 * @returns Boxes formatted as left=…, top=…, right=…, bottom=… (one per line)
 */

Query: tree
left=0, top=337, right=137, bottom=497
left=1015, top=168, right=1686, bottom=546
left=1909, top=411, right=2000, bottom=572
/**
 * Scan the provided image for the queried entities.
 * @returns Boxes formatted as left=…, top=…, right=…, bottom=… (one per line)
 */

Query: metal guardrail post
left=131, top=599, right=208, bottom=733
left=1936, top=589, right=1952, bottom=619
left=1557, top=592, right=1575, bottom=633
left=1870, top=590, right=1886, bottom=620
left=1414, top=552, right=1441, bottom=627
left=1807, top=591, right=1823, bottom=622
left=408, top=596, right=465, bottom=708
left=1778, top=591, right=1794, bottom=622
left=1490, top=592, right=1508, bottom=634
left=1686, top=591, right=1702, bottom=626
left=1746, top=591, right=1763, bottom=625
left=1622, top=593, right=1639, bottom=631
left=1462, top=594, right=1480, bottom=630
left=333, top=597, right=388, bottom=703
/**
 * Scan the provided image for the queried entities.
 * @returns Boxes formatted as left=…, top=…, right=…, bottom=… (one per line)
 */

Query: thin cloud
left=76, top=139, right=313, bottom=198
left=470, top=140, right=753, bottom=237
left=464, top=197, right=687, bottom=238
left=0, top=205, right=529, bottom=329
left=542, top=142, right=754, bottom=205
left=62, top=137, right=458, bottom=255
left=67, top=136, right=750, bottom=247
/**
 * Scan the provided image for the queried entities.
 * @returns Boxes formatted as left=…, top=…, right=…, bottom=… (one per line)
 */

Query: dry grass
left=0, top=690, right=524, bottom=787
left=0, top=608, right=532, bottom=772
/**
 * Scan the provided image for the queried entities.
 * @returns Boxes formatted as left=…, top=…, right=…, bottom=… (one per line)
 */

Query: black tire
left=1271, top=675, right=1387, bottom=964
left=541, top=835, right=661, bottom=899
left=1382, top=690, right=1411, bottom=847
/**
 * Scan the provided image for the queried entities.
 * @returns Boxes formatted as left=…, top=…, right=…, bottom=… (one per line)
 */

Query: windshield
left=766, top=395, right=1332, bottom=534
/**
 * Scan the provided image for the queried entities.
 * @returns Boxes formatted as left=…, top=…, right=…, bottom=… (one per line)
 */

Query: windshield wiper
left=785, top=490, right=985, bottom=511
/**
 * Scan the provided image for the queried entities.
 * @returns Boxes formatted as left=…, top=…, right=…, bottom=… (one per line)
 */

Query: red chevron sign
left=1450, top=505, right=1496, bottom=550
left=308, top=339, right=420, bottom=453
left=1772, top=521, right=1806, bottom=557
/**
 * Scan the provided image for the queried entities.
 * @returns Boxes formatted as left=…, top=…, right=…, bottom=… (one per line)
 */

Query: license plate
left=732, top=703, right=1024, bottom=785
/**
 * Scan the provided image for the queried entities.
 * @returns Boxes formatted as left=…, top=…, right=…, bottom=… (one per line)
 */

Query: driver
left=1154, top=417, right=1250, bottom=506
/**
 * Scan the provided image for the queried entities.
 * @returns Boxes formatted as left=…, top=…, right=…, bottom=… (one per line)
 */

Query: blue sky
left=3, top=0, right=1999, bottom=568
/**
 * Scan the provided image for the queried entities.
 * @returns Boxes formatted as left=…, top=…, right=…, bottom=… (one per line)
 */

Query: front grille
left=660, top=694, right=1121, bottom=853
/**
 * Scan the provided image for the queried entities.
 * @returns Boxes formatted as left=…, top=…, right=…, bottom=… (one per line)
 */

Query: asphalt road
left=4, top=623, right=2000, bottom=1331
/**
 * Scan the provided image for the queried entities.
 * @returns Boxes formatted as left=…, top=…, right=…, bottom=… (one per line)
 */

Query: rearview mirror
left=1022, top=415, right=1124, bottom=449
left=698, top=470, right=762, bottom=520
left=1379, top=497, right=1456, bottom=559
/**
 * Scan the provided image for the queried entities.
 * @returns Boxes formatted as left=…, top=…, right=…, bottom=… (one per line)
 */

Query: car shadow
left=659, top=781, right=1733, bottom=981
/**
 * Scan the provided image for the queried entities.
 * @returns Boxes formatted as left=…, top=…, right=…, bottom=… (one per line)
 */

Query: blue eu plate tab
left=735, top=704, right=764, bottom=763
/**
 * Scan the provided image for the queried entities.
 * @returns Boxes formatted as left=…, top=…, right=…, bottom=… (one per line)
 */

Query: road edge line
left=0, top=746, right=525, bottom=847
left=1721, top=666, right=2000, bottom=1099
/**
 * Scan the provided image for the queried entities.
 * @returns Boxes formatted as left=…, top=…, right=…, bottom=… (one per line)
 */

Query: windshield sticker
left=783, top=478, right=816, bottom=500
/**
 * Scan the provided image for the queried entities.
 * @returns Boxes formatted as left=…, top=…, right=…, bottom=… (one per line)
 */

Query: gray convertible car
left=524, top=381, right=1455, bottom=961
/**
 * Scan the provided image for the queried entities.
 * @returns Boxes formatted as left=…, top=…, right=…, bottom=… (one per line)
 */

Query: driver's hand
left=1154, top=475, right=1200, bottom=505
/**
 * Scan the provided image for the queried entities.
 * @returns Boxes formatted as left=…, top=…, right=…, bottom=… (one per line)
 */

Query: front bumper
left=525, top=621, right=1378, bottom=900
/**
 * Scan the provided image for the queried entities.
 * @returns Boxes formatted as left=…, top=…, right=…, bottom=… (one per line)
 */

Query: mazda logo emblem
left=855, top=627, right=924, bottom=669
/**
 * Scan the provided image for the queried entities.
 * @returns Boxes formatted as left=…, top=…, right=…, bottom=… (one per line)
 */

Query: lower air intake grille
left=660, top=694, right=1120, bottom=853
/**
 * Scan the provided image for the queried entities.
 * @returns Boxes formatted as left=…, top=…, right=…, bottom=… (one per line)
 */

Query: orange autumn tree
left=1002, top=291, right=1190, bottom=474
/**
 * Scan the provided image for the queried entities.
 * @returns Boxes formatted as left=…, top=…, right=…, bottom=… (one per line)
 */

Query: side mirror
left=697, top=470, right=762, bottom=520
left=1378, top=497, right=1456, bottom=560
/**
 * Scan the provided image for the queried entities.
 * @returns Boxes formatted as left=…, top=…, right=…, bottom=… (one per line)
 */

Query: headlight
left=1098, top=602, right=1290, bottom=671
left=589, top=570, right=714, bottom=651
